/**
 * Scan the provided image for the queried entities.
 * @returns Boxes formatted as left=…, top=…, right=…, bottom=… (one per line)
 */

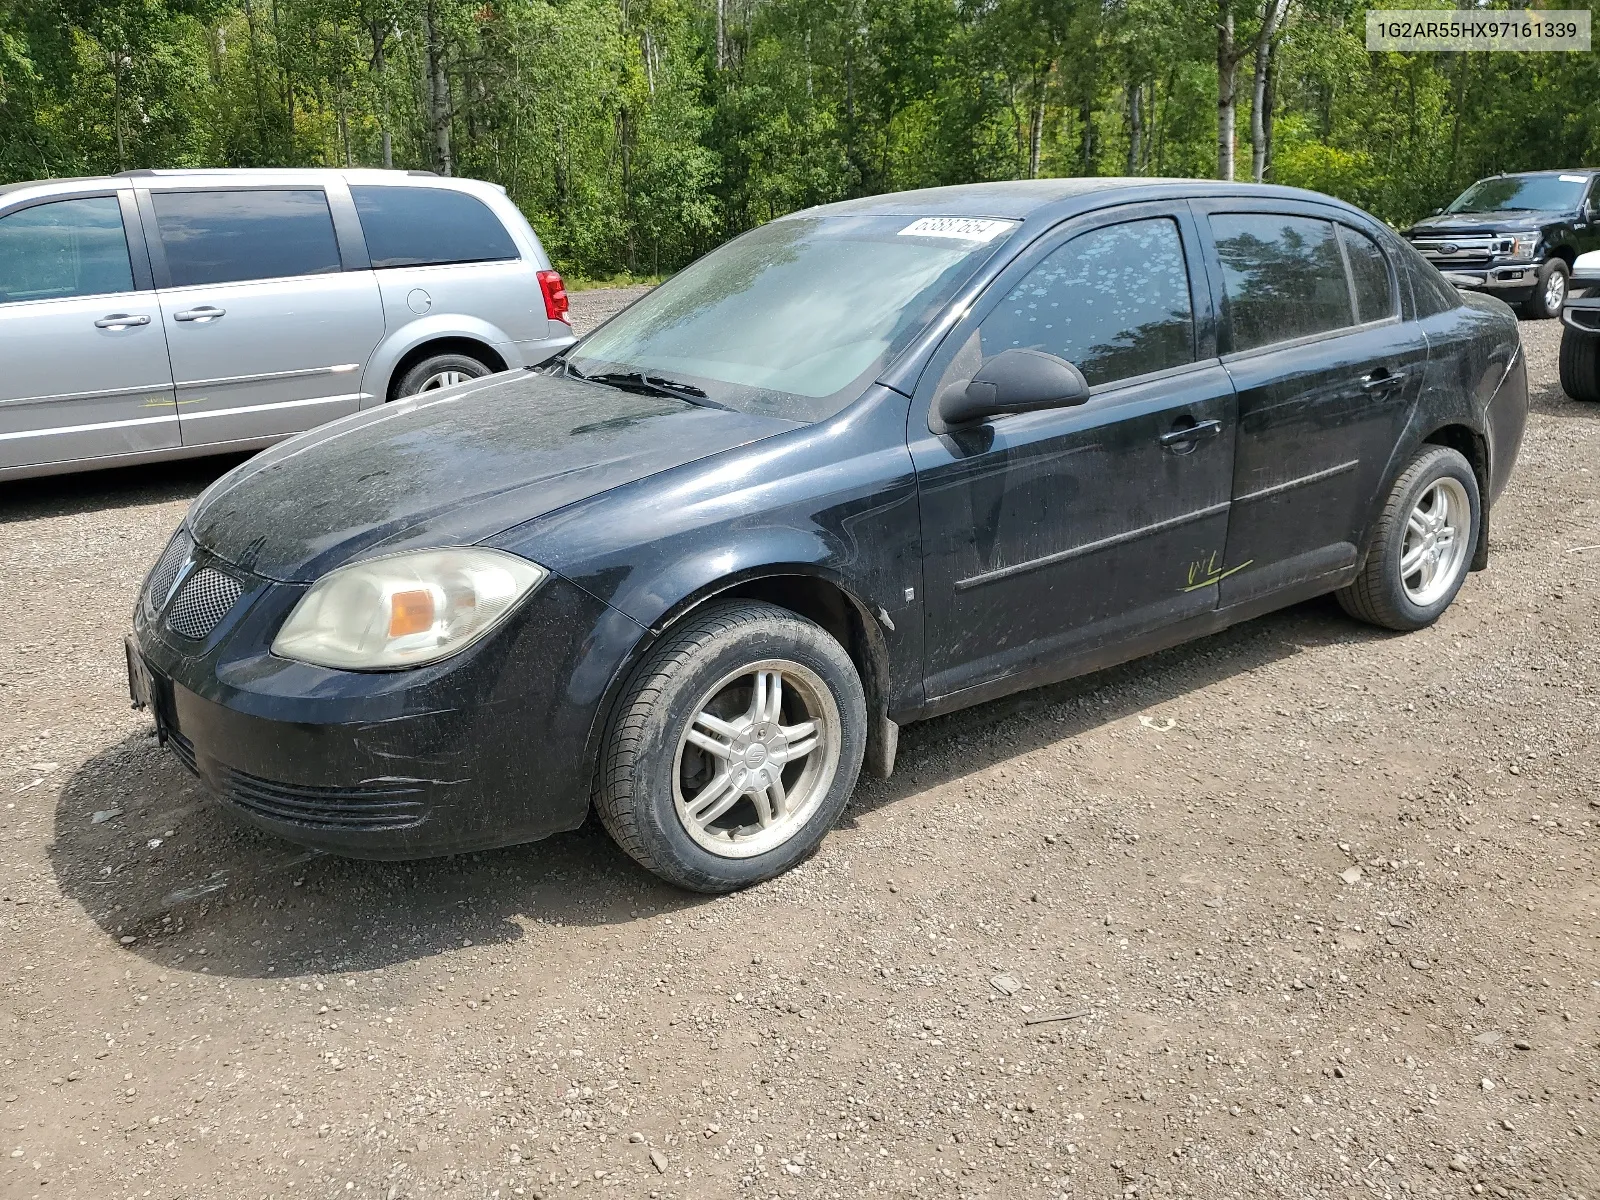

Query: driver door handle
left=173, top=306, right=226, bottom=323
left=94, top=313, right=151, bottom=329
left=1159, top=418, right=1223, bottom=447
left=1362, top=366, right=1408, bottom=392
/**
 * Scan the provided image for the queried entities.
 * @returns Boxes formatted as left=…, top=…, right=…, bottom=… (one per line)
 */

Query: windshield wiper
left=569, top=366, right=732, bottom=411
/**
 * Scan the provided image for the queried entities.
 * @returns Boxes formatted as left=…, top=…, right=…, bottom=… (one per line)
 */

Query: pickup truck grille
left=1408, top=236, right=1514, bottom=270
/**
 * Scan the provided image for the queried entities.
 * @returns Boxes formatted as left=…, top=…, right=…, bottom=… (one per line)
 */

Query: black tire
left=1558, top=326, right=1600, bottom=403
left=1520, top=259, right=1569, bottom=320
left=393, top=352, right=493, bottom=399
left=1337, top=446, right=1481, bottom=632
left=597, top=600, right=867, bottom=893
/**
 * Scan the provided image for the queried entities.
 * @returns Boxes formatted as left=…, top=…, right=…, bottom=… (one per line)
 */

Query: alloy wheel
left=1398, top=477, right=1471, bottom=607
left=417, top=369, right=473, bottom=391
left=672, top=660, right=842, bottom=859
left=1546, top=268, right=1568, bottom=314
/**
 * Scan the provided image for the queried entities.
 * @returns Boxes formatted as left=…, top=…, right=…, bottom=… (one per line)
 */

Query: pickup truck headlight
left=272, top=548, right=548, bottom=670
left=1507, top=233, right=1540, bottom=259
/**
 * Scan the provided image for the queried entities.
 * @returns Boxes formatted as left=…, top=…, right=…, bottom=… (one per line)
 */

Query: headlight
left=272, top=548, right=548, bottom=670
left=1507, top=233, right=1540, bottom=258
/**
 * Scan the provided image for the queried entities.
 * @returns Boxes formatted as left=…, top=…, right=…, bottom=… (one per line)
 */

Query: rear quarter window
left=350, top=186, right=520, bottom=269
left=1398, top=241, right=1464, bottom=317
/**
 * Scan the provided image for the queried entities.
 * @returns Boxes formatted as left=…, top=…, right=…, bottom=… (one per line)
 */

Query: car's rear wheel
left=394, top=353, right=493, bottom=399
left=1558, top=326, right=1600, bottom=402
left=1337, top=445, right=1480, bottom=631
left=598, top=601, right=866, bottom=893
left=1521, top=259, right=1569, bottom=320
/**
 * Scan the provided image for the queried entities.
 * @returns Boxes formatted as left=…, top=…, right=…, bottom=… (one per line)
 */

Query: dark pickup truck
left=1403, top=169, right=1600, bottom=319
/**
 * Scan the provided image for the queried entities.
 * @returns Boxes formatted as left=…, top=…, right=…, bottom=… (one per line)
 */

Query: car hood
left=188, top=371, right=801, bottom=582
left=1407, top=210, right=1547, bottom=235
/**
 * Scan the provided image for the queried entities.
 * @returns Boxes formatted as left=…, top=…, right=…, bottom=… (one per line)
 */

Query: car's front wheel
left=1337, top=445, right=1480, bottom=631
left=1522, top=259, right=1569, bottom=319
left=598, top=601, right=867, bottom=893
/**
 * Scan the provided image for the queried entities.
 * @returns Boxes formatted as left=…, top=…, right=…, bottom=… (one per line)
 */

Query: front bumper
left=130, top=552, right=648, bottom=859
left=1561, top=294, right=1600, bottom=335
left=1432, top=262, right=1539, bottom=296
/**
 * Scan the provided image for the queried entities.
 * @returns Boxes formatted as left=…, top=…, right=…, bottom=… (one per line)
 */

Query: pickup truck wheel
left=597, top=601, right=866, bottom=893
left=1558, top=326, right=1600, bottom=402
left=1337, top=446, right=1480, bottom=632
left=1521, top=259, right=1569, bottom=320
left=394, top=353, right=493, bottom=399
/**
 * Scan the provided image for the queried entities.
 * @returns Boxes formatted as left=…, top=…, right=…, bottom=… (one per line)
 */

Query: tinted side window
left=1400, top=243, right=1463, bottom=317
left=978, top=217, right=1194, bottom=387
left=0, top=197, right=134, bottom=304
left=153, top=190, right=341, bottom=286
left=1340, top=225, right=1395, bottom=323
left=350, top=186, right=519, bottom=269
left=1210, top=214, right=1353, bottom=352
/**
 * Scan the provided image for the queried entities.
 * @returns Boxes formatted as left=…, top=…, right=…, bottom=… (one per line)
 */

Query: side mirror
left=934, top=348, right=1090, bottom=428
left=1431, top=207, right=1444, bottom=216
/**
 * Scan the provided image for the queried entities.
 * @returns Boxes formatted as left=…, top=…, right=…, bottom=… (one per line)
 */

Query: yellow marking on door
left=1181, top=552, right=1253, bottom=592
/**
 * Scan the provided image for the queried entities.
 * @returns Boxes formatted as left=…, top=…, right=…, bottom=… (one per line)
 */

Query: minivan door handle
left=173, top=306, right=226, bottom=323
left=94, top=313, right=151, bottom=329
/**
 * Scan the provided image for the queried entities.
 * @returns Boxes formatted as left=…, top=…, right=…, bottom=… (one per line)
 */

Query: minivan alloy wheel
left=418, top=369, right=473, bottom=391
left=673, top=660, right=842, bottom=858
left=1399, top=477, right=1471, bottom=606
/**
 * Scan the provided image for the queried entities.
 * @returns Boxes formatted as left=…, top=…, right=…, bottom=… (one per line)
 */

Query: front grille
left=142, top=528, right=194, bottom=618
left=1409, top=236, right=1512, bottom=271
left=218, top=767, right=428, bottom=831
left=167, top=729, right=199, bottom=776
left=166, top=567, right=243, bottom=640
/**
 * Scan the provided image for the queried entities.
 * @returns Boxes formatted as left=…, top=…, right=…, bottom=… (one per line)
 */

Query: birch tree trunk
left=1250, top=0, right=1288, bottom=182
left=1127, top=82, right=1143, bottom=174
left=1216, top=2, right=1238, bottom=181
left=423, top=4, right=452, bottom=176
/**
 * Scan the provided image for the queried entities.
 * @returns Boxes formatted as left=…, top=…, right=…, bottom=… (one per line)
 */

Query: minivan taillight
left=537, top=270, right=570, bottom=324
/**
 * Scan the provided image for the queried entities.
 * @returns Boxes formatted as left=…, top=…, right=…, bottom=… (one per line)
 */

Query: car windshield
left=1446, top=174, right=1588, bottom=214
left=566, top=212, right=1019, bottom=422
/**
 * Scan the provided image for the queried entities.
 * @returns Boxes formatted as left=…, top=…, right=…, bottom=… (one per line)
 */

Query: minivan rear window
left=350, top=186, right=519, bottom=269
left=153, top=189, right=342, bottom=286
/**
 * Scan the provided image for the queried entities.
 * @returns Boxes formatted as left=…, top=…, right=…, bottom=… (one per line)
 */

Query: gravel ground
left=1, top=308, right=1596, bottom=1200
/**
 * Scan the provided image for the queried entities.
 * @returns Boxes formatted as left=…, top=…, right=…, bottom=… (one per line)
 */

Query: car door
left=0, top=191, right=178, bottom=472
left=909, top=204, right=1238, bottom=705
left=1191, top=202, right=1427, bottom=608
left=140, top=184, right=384, bottom=446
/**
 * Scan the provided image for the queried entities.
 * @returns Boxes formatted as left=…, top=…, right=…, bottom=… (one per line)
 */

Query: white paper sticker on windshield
left=1560, top=174, right=1588, bottom=182
left=898, top=217, right=1014, bottom=242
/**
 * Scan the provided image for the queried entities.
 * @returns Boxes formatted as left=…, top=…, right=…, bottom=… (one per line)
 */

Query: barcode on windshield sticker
left=898, top=217, right=1014, bottom=242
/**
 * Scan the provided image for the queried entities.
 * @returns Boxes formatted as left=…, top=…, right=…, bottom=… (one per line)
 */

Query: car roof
left=793, top=177, right=1377, bottom=225
left=1473, top=169, right=1600, bottom=180
left=0, top=168, right=486, bottom=207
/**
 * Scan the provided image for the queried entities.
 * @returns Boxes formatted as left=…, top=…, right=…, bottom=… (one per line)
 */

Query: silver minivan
left=0, top=168, right=576, bottom=481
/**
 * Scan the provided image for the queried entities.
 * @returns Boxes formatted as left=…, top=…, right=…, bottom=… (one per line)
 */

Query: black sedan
left=128, top=179, right=1527, bottom=892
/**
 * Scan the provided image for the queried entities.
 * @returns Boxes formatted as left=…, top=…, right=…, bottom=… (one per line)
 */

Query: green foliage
left=3, top=0, right=1598, bottom=272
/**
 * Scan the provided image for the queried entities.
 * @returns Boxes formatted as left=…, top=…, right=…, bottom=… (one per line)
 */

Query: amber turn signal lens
left=388, top=588, right=436, bottom=638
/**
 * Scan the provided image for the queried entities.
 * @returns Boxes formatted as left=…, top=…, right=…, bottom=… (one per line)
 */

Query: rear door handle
left=1159, top=418, right=1223, bottom=448
left=95, top=313, right=150, bottom=329
left=173, top=306, right=226, bottom=323
left=1361, top=367, right=1407, bottom=391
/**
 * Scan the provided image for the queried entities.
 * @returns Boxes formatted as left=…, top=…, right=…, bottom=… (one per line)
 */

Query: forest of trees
left=2, top=0, right=1597, bottom=280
